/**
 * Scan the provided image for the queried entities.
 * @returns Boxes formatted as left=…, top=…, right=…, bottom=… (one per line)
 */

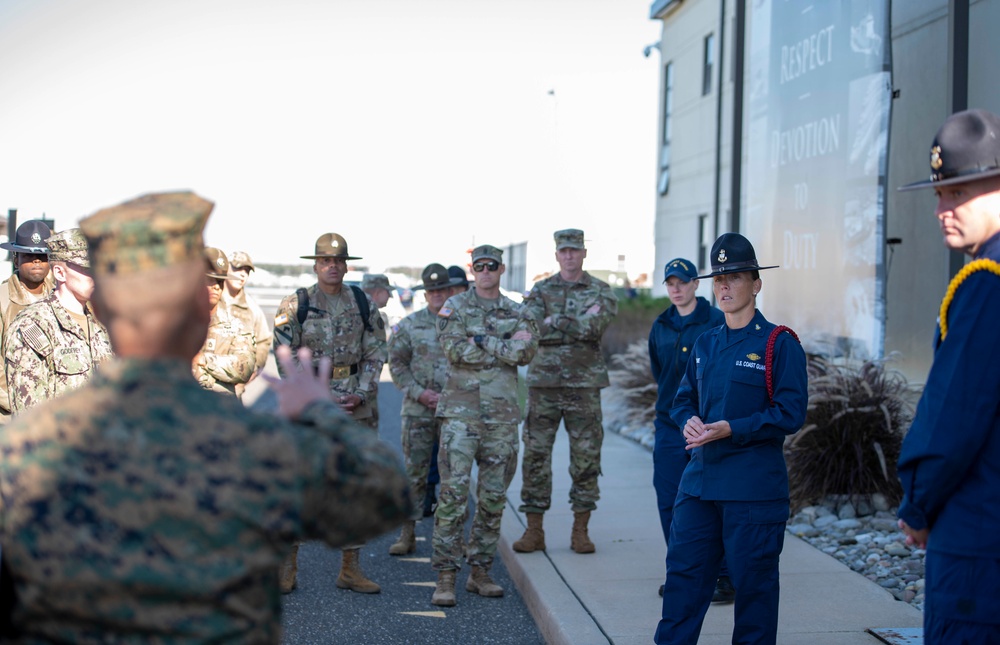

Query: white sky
left=0, top=0, right=661, bottom=280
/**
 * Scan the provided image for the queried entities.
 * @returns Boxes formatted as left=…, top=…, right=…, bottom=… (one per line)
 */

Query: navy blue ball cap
left=899, top=109, right=1000, bottom=191
left=696, top=233, right=779, bottom=279
left=0, top=220, right=52, bottom=254
left=663, top=258, right=698, bottom=283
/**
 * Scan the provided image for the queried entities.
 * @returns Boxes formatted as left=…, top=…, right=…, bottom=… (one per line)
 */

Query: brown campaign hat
left=300, top=233, right=362, bottom=260
left=205, top=247, right=229, bottom=279
left=80, top=191, right=213, bottom=276
left=419, top=263, right=462, bottom=291
left=46, top=228, right=90, bottom=267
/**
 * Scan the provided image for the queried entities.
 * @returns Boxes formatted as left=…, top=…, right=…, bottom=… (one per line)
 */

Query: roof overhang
left=649, top=0, right=682, bottom=20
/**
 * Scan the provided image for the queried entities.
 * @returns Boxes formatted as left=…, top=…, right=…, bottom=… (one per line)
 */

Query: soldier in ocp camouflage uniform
left=193, top=247, right=256, bottom=398
left=272, top=232, right=388, bottom=594
left=5, top=228, right=112, bottom=414
left=222, top=250, right=273, bottom=384
left=387, top=263, right=461, bottom=556
left=362, top=272, right=392, bottom=430
left=430, top=244, right=538, bottom=607
left=0, top=191, right=410, bottom=642
left=513, top=228, right=617, bottom=555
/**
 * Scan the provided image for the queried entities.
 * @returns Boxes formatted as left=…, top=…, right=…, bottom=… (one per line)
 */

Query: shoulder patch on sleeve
left=391, top=324, right=400, bottom=334
left=21, top=321, right=53, bottom=356
left=274, top=312, right=290, bottom=327
left=438, top=306, right=453, bottom=318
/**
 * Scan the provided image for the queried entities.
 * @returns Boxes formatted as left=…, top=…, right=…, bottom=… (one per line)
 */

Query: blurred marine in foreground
left=0, top=191, right=409, bottom=641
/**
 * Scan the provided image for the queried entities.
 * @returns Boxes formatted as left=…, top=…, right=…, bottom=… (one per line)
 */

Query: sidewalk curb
left=499, top=503, right=610, bottom=645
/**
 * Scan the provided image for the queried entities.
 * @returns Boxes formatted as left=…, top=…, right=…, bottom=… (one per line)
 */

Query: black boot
left=711, top=576, right=735, bottom=603
left=423, top=487, right=437, bottom=517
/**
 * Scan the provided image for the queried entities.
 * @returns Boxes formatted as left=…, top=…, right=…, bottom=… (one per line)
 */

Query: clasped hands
left=682, top=415, right=732, bottom=450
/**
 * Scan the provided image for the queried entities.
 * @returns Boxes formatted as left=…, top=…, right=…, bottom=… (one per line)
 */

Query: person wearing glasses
left=513, top=228, right=617, bottom=556
left=430, top=244, right=538, bottom=607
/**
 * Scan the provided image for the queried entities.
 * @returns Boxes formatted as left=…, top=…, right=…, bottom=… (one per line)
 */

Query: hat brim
left=696, top=265, right=780, bottom=280
left=300, top=254, right=363, bottom=260
left=0, top=242, right=49, bottom=254
left=206, top=272, right=228, bottom=279
left=414, top=277, right=465, bottom=291
left=898, top=166, right=1000, bottom=191
left=556, top=243, right=585, bottom=251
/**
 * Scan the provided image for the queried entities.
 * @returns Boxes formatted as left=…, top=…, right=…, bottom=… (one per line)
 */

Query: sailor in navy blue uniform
left=655, top=233, right=807, bottom=645
left=896, top=109, right=1000, bottom=644
left=648, top=257, right=726, bottom=598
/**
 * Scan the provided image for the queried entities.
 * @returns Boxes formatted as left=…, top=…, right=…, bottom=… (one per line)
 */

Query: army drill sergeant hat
left=554, top=228, right=586, bottom=250
left=899, top=109, right=1000, bottom=191
left=301, top=233, right=362, bottom=260
left=45, top=228, right=90, bottom=267
left=0, top=220, right=52, bottom=255
left=205, top=247, right=229, bottom=279
left=471, top=244, right=503, bottom=263
left=447, top=265, right=470, bottom=289
left=663, top=257, right=698, bottom=283
left=228, top=250, right=255, bottom=271
left=695, top=233, right=779, bottom=280
left=419, top=263, right=462, bottom=292
left=361, top=273, right=391, bottom=292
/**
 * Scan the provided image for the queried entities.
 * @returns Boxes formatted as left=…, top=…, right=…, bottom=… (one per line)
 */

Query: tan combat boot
left=336, top=548, right=381, bottom=594
left=571, top=511, right=596, bottom=554
left=279, top=543, right=299, bottom=594
left=512, top=513, right=546, bottom=553
left=388, top=521, right=416, bottom=556
left=465, top=565, right=504, bottom=597
left=431, top=570, right=457, bottom=607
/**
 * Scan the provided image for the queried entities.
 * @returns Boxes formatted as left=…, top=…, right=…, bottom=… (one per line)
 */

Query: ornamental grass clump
left=606, top=341, right=658, bottom=426
left=786, top=356, right=918, bottom=512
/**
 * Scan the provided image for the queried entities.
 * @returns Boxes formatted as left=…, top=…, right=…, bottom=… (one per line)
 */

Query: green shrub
left=786, top=356, right=919, bottom=512
left=603, top=295, right=670, bottom=362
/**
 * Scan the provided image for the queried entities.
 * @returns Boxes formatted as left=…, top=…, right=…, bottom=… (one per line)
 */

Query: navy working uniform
left=655, top=234, right=807, bottom=645
left=896, top=109, right=1000, bottom=643
left=648, top=293, right=724, bottom=540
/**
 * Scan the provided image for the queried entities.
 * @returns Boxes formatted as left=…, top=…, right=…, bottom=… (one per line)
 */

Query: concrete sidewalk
left=499, top=428, right=924, bottom=645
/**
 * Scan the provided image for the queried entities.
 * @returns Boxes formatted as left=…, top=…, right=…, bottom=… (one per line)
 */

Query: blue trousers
left=655, top=493, right=788, bottom=645
left=653, top=417, right=728, bottom=580
left=924, top=550, right=1000, bottom=644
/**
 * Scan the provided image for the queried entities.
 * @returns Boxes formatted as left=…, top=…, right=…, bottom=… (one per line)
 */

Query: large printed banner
left=743, top=0, right=891, bottom=358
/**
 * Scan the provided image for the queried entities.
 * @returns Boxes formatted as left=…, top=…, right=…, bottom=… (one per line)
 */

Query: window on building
left=658, top=62, right=673, bottom=195
left=698, top=213, right=710, bottom=269
left=703, top=33, right=715, bottom=96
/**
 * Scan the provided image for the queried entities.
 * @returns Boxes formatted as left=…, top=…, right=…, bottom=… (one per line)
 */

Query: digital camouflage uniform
left=5, top=292, right=112, bottom=414
left=0, top=190, right=411, bottom=641
left=272, top=284, right=387, bottom=427
left=519, top=262, right=617, bottom=514
left=389, top=305, right=450, bottom=521
left=195, top=303, right=256, bottom=398
left=433, top=286, right=538, bottom=572
left=0, top=220, right=56, bottom=421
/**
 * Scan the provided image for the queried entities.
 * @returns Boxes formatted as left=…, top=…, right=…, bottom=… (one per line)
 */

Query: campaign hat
left=1, top=220, right=52, bottom=254
left=205, top=247, right=229, bottom=279
left=663, top=257, right=698, bottom=283
left=418, top=263, right=462, bottom=292
left=447, top=265, right=470, bottom=289
left=696, top=233, right=779, bottom=279
left=899, top=109, right=1000, bottom=191
left=301, top=233, right=362, bottom=260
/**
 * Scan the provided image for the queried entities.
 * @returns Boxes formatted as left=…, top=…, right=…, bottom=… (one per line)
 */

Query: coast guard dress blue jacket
left=670, top=309, right=808, bottom=501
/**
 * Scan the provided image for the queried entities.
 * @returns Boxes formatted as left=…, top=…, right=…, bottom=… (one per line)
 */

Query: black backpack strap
left=295, top=288, right=309, bottom=325
left=350, top=285, right=374, bottom=333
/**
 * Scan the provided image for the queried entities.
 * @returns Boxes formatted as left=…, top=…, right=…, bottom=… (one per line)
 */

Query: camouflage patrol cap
left=228, top=250, right=255, bottom=271
left=471, top=244, right=503, bottom=263
left=45, top=228, right=90, bottom=267
left=80, top=191, right=213, bottom=276
left=205, top=247, right=229, bottom=279
left=421, top=263, right=461, bottom=291
left=0, top=220, right=52, bottom=254
left=554, top=228, right=585, bottom=250
left=362, top=273, right=391, bottom=292
left=301, top=233, right=362, bottom=260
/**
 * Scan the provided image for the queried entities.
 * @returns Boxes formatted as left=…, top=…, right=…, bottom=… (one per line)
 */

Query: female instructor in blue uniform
left=654, top=233, right=808, bottom=645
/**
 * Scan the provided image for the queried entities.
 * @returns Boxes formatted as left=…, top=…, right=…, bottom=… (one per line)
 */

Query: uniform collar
left=47, top=292, right=91, bottom=340
left=975, top=230, right=1000, bottom=262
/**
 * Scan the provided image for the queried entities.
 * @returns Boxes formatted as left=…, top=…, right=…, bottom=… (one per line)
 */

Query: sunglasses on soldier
left=472, top=260, right=500, bottom=273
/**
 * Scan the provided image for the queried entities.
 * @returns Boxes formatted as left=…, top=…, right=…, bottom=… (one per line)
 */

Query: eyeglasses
left=472, top=261, right=500, bottom=273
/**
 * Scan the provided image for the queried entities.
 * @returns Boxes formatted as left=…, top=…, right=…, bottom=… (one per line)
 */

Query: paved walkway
left=499, top=428, right=924, bottom=645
